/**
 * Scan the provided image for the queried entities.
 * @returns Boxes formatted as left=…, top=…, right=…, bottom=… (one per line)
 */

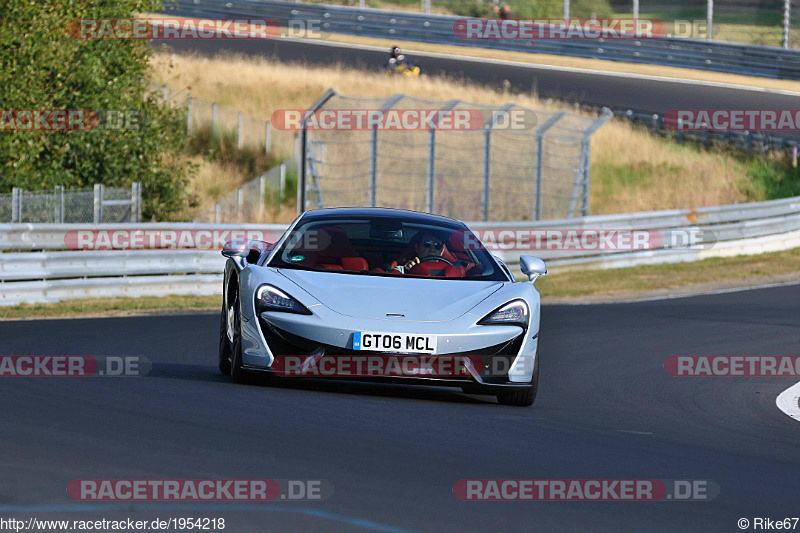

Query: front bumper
left=240, top=305, right=538, bottom=387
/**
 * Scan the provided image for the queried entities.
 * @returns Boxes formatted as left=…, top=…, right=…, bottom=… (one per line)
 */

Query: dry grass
left=152, top=52, right=761, bottom=214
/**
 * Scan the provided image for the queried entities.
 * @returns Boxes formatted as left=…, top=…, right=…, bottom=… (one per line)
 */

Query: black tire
left=497, top=352, right=538, bottom=407
left=218, top=304, right=232, bottom=376
left=228, top=288, right=252, bottom=384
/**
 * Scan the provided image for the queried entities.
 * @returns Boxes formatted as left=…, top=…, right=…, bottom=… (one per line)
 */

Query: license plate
left=353, top=332, right=437, bottom=354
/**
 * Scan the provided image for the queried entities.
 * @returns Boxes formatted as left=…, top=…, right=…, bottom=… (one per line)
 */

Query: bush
left=0, top=0, right=192, bottom=220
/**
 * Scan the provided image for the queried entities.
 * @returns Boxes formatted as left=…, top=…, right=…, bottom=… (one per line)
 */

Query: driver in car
left=393, top=231, right=448, bottom=273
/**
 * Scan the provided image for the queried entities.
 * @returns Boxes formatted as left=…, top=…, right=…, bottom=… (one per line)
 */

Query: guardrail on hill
left=168, top=0, right=800, bottom=80
left=1, top=195, right=799, bottom=305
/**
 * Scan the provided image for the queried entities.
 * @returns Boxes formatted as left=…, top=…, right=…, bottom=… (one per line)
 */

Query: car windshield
left=268, top=216, right=510, bottom=281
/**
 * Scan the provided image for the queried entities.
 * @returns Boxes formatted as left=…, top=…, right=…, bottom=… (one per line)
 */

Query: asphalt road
left=153, top=36, right=800, bottom=114
left=1, top=284, right=799, bottom=532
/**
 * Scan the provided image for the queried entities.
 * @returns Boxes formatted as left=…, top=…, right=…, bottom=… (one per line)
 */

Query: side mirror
left=519, top=255, right=547, bottom=282
left=222, top=239, right=274, bottom=263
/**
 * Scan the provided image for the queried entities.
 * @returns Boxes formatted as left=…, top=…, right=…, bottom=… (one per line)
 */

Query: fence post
left=782, top=0, right=791, bottom=49
left=238, top=112, right=244, bottom=150
left=163, top=86, right=169, bottom=104
left=426, top=129, right=436, bottom=213
left=259, top=173, right=266, bottom=219
left=279, top=163, right=286, bottom=202
left=237, top=188, right=244, bottom=222
left=299, top=89, right=337, bottom=215
left=425, top=99, right=460, bottom=214
left=93, top=184, right=104, bottom=223
left=212, top=103, right=218, bottom=136
left=186, top=93, right=193, bottom=134
left=481, top=104, right=515, bottom=222
left=482, top=128, right=491, bottom=222
left=11, top=187, right=21, bottom=223
left=130, top=183, right=139, bottom=223
left=533, top=112, right=566, bottom=221
left=57, top=185, right=65, bottom=223
left=570, top=109, right=612, bottom=218
left=265, top=121, right=272, bottom=154
left=215, top=202, right=221, bottom=224
left=707, top=0, right=713, bottom=41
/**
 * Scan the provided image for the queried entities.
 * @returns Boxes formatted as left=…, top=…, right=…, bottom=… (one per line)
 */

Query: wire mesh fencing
left=0, top=184, right=142, bottom=223
left=193, top=162, right=292, bottom=223
left=157, top=85, right=293, bottom=159
left=297, top=90, right=611, bottom=221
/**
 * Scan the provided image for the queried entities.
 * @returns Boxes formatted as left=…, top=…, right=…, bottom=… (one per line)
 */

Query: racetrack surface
left=1, top=284, right=798, bottom=532
left=153, top=36, right=800, bottom=120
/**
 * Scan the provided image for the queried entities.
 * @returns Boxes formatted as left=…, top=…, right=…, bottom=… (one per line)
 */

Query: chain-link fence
left=193, top=162, right=292, bottom=223
left=0, top=184, right=142, bottom=223
left=298, top=90, right=610, bottom=221
left=157, top=85, right=296, bottom=159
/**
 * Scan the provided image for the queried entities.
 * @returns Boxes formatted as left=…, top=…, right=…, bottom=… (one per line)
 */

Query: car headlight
left=478, top=300, right=528, bottom=327
left=255, top=285, right=311, bottom=315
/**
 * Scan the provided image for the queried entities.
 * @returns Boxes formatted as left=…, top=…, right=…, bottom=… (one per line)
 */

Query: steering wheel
left=418, top=255, right=454, bottom=265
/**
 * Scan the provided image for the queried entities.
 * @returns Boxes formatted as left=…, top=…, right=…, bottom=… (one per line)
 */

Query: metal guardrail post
left=369, top=94, right=405, bottom=208
left=266, top=121, right=272, bottom=154
left=186, top=94, right=193, bottom=134
left=237, top=188, right=244, bottom=222
left=533, top=112, right=566, bottom=221
left=481, top=103, right=515, bottom=222
left=238, top=112, right=244, bottom=150
left=426, top=99, right=461, bottom=214
left=215, top=202, right=221, bottom=224
left=299, top=89, right=337, bottom=215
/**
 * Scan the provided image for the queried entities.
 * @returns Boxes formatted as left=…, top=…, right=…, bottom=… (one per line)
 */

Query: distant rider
left=385, top=46, right=411, bottom=74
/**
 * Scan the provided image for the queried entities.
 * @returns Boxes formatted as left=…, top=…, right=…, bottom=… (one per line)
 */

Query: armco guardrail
left=1, top=195, right=799, bottom=305
left=168, top=0, right=800, bottom=80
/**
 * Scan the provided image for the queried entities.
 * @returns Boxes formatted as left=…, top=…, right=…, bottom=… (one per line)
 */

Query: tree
left=0, top=0, right=192, bottom=220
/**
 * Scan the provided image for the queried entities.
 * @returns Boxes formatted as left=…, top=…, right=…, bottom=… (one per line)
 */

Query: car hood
left=278, top=269, right=504, bottom=322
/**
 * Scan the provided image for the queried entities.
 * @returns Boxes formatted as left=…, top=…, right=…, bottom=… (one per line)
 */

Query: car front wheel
left=496, top=350, right=539, bottom=407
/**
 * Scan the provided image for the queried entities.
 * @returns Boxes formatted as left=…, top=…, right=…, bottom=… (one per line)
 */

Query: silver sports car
left=218, top=207, right=547, bottom=406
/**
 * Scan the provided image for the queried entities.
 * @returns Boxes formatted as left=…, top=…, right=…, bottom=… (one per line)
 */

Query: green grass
left=742, top=159, right=800, bottom=200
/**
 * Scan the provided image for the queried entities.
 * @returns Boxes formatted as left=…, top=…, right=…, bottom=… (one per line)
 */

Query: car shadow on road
left=146, top=362, right=496, bottom=405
